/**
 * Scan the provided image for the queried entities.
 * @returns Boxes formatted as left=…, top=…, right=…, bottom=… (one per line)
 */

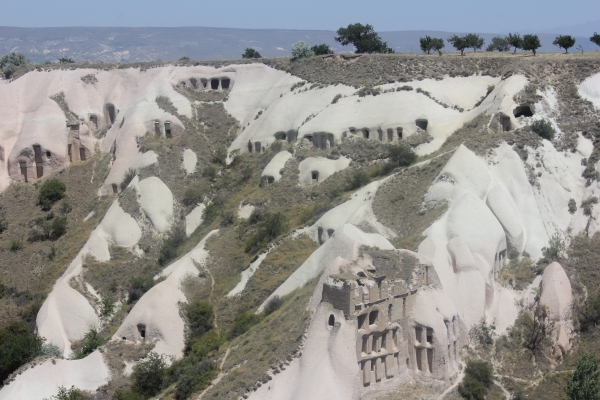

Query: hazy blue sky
left=1, top=0, right=599, bottom=34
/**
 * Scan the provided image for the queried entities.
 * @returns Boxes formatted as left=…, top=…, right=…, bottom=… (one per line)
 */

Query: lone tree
left=447, top=34, right=469, bottom=56
left=291, top=41, right=314, bottom=59
left=507, top=33, right=523, bottom=53
left=565, top=353, right=600, bottom=400
left=465, top=33, right=485, bottom=52
left=311, top=44, right=334, bottom=55
left=522, top=34, right=542, bottom=56
left=420, top=36, right=434, bottom=54
left=487, top=36, right=510, bottom=52
left=553, top=35, right=576, bottom=53
left=592, top=33, right=600, bottom=47
left=335, top=23, right=394, bottom=54
left=431, top=38, right=445, bottom=55
left=0, top=52, right=29, bottom=79
left=242, top=48, right=262, bottom=59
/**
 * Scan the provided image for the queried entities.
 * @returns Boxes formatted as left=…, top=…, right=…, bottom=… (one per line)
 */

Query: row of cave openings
left=19, top=144, right=88, bottom=183
left=182, top=77, right=231, bottom=91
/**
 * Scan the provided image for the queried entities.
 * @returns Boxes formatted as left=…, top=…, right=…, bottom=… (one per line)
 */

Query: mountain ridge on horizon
left=0, top=26, right=598, bottom=63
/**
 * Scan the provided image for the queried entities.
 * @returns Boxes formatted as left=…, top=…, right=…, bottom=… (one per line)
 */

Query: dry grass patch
left=0, top=153, right=112, bottom=328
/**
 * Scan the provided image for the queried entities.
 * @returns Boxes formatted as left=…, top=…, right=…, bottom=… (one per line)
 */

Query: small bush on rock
left=292, top=41, right=315, bottom=59
left=74, top=329, right=104, bottom=359
left=531, top=119, right=555, bottom=140
left=49, top=386, right=87, bottom=400
left=0, top=321, right=43, bottom=382
left=0, top=52, right=28, bottom=79
left=228, top=312, right=263, bottom=340
left=565, top=352, right=600, bottom=400
left=39, top=179, right=66, bottom=210
left=127, top=275, right=156, bottom=304
left=120, top=168, right=137, bottom=191
left=311, top=44, right=334, bottom=55
left=132, top=352, right=168, bottom=397
left=458, top=360, right=493, bottom=400
left=242, top=48, right=262, bottom=59
left=263, top=296, right=283, bottom=316
left=387, top=144, right=417, bottom=167
left=345, top=170, right=370, bottom=191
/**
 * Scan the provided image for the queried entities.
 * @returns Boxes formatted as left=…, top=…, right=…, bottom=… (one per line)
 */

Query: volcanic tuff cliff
left=1, top=53, right=600, bottom=399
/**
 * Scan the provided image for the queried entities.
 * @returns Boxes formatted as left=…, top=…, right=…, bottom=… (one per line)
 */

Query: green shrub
left=127, top=276, right=156, bottom=304
left=292, top=41, right=315, bottom=59
left=158, top=225, right=186, bottom=266
left=241, top=167, right=253, bottom=181
left=189, top=330, right=225, bottom=359
left=174, top=360, right=218, bottom=400
left=203, top=166, right=216, bottom=180
left=114, top=389, right=143, bottom=400
left=387, top=143, right=417, bottom=167
left=458, top=360, right=493, bottom=400
left=569, top=198, right=577, bottom=214
left=99, top=297, right=114, bottom=318
left=186, top=301, right=214, bottom=347
left=459, top=375, right=488, bottom=400
left=345, top=170, right=370, bottom=191
left=468, top=317, right=496, bottom=347
left=212, top=146, right=227, bottom=166
left=575, top=293, right=600, bottom=332
left=531, top=119, right=555, bottom=140
left=42, top=342, right=62, bottom=358
left=581, top=196, right=598, bottom=216
left=39, top=179, right=66, bottom=210
left=0, top=52, right=28, bottom=79
left=228, top=312, right=263, bottom=340
left=50, top=217, right=68, bottom=240
left=331, top=94, right=342, bottom=104
left=74, top=329, right=104, bottom=359
left=120, top=168, right=137, bottom=191
left=10, top=240, right=23, bottom=251
left=132, top=352, right=167, bottom=397
left=202, top=203, right=219, bottom=225
left=565, top=352, right=600, bottom=400
left=49, top=386, right=87, bottom=400
left=0, top=321, right=43, bottom=382
left=263, top=296, right=283, bottom=316
left=183, top=186, right=203, bottom=206
left=543, top=232, right=565, bottom=260
left=311, top=44, right=334, bottom=55
left=242, top=48, right=262, bottom=59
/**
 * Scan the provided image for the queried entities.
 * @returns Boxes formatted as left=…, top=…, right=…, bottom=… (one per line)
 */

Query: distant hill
left=0, top=26, right=598, bottom=63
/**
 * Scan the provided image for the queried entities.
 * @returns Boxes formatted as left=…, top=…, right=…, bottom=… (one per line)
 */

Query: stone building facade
left=320, top=251, right=465, bottom=393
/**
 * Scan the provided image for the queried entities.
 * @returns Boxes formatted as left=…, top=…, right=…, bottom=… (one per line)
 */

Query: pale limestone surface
left=182, top=148, right=197, bottom=175
left=0, top=351, right=110, bottom=400
left=185, top=203, right=205, bottom=236
left=578, top=72, right=600, bottom=109
left=134, top=176, right=174, bottom=233
left=114, top=230, right=218, bottom=359
left=238, top=203, right=255, bottom=220
left=227, top=251, right=269, bottom=297
left=261, top=151, right=292, bottom=182
left=37, top=201, right=142, bottom=357
left=377, top=76, right=501, bottom=111
left=539, top=262, right=573, bottom=355
left=298, top=156, right=350, bottom=186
